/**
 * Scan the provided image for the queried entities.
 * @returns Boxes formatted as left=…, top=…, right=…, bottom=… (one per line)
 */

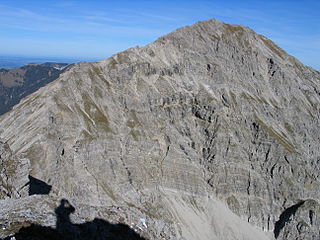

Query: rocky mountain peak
left=0, top=19, right=319, bottom=240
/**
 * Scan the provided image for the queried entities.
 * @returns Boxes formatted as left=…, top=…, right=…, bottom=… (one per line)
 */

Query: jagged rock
left=0, top=196, right=150, bottom=239
left=274, top=199, right=320, bottom=240
left=0, top=19, right=319, bottom=239
left=0, top=139, right=29, bottom=199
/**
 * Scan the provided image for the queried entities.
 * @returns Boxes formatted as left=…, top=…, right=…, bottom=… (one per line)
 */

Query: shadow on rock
left=28, top=175, right=52, bottom=196
left=5, top=199, right=146, bottom=240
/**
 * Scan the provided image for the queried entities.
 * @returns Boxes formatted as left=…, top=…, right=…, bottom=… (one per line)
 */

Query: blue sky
left=0, top=0, right=319, bottom=70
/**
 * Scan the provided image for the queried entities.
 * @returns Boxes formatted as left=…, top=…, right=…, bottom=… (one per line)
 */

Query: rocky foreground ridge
left=0, top=19, right=320, bottom=240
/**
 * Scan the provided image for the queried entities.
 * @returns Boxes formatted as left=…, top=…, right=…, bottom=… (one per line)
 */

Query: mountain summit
left=0, top=19, right=319, bottom=240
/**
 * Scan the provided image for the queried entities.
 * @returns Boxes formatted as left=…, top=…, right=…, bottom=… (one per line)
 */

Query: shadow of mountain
left=4, top=199, right=146, bottom=240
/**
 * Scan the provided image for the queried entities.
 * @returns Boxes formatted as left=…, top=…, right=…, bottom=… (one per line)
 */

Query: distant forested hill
left=0, top=62, right=70, bottom=115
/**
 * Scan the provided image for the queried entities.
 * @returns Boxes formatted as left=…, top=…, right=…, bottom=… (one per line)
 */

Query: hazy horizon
left=0, top=55, right=103, bottom=69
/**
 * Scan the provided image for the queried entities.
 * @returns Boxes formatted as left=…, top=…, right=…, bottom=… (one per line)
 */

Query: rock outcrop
left=0, top=19, right=319, bottom=239
left=0, top=139, right=29, bottom=199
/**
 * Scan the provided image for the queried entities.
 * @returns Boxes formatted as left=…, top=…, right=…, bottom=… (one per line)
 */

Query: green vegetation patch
left=79, top=129, right=95, bottom=142
left=226, top=195, right=240, bottom=215
left=126, top=110, right=140, bottom=128
left=99, top=182, right=117, bottom=201
left=284, top=122, right=294, bottom=135
left=108, top=58, right=118, bottom=69
left=240, top=92, right=270, bottom=105
left=241, top=92, right=256, bottom=101
left=117, top=52, right=131, bottom=64
left=89, top=64, right=111, bottom=88
left=225, top=24, right=243, bottom=34
left=142, top=202, right=162, bottom=219
left=259, top=35, right=285, bottom=58
left=81, top=93, right=114, bottom=134
left=255, top=117, right=298, bottom=154
left=130, top=129, right=145, bottom=141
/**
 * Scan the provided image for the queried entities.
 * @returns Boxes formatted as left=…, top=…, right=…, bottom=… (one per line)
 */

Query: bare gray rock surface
left=0, top=139, right=29, bottom=200
left=0, top=19, right=320, bottom=239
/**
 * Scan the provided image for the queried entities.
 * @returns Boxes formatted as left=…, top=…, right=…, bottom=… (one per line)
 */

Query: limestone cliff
left=0, top=139, right=29, bottom=200
left=0, top=19, right=319, bottom=239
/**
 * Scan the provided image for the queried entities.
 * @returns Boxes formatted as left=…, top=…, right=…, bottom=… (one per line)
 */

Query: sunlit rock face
left=0, top=19, right=320, bottom=240
left=0, top=139, right=29, bottom=200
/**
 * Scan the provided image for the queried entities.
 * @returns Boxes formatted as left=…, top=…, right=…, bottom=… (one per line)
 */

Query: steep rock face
left=0, top=19, right=320, bottom=239
left=0, top=139, right=29, bottom=199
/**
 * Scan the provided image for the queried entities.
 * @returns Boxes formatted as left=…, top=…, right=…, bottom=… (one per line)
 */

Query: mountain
left=0, top=62, right=70, bottom=115
left=0, top=19, right=320, bottom=240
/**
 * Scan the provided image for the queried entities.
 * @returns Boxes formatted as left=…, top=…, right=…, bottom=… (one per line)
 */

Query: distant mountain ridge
left=0, top=62, right=70, bottom=115
left=0, top=56, right=83, bottom=69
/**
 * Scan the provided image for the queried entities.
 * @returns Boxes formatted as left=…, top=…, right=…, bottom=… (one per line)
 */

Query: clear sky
left=0, top=0, right=319, bottom=70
